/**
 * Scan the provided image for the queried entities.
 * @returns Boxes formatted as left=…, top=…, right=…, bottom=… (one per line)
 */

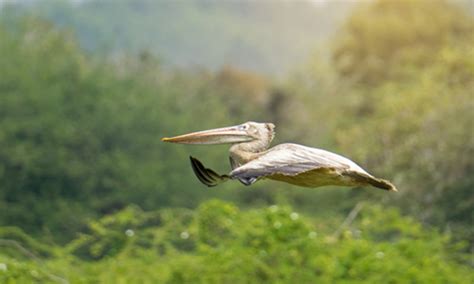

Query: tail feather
left=366, top=177, right=398, bottom=192
left=346, top=171, right=398, bottom=192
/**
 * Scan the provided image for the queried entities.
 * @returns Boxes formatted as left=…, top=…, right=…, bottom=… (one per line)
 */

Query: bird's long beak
left=162, top=125, right=253, bottom=145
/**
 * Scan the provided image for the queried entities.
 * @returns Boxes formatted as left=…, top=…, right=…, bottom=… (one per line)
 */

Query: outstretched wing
left=189, top=145, right=396, bottom=191
left=230, top=143, right=368, bottom=180
left=190, top=156, right=230, bottom=187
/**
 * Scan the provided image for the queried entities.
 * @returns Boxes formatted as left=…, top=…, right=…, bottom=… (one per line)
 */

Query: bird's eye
left=238, top=124, right=249, bottom=131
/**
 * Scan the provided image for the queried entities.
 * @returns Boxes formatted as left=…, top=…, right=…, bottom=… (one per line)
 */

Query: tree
left=332, top=0, right=473, bottom=87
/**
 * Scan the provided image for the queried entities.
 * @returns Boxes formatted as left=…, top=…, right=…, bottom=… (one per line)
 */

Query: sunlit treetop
left=332, top=0, right=474, bottom=86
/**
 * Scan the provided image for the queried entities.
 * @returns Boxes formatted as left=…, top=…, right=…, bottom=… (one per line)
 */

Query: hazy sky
left=0, top=0, right=351, bottom=9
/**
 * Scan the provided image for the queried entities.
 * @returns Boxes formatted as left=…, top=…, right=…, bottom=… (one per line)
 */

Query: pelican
left=162, top=121, right=397, bottom=192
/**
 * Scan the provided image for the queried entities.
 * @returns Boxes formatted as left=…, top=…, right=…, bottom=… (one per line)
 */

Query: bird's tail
left=366, top=177, right=398, bottom=192
left=346, top=171, right=398, bottom=192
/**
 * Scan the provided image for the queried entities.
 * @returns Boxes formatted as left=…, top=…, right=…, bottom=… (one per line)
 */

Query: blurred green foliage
left=1, top=200, right=472, bottom=283
left=0, top=17, right=279, bottom=242
left=0, top=0, right=473, bottom=281
left=332, top=0, right=473, bottom=86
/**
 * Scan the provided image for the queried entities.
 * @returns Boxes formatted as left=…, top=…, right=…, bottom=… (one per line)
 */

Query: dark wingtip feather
left=189, top=156, right=216, bottom=187
left=189, top=156, right=230, bottom=187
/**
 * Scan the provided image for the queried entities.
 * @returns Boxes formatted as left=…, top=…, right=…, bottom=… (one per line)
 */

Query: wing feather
left=230, top=143, right=368, bottom=180
left=190, top=156, right=229, bottom=187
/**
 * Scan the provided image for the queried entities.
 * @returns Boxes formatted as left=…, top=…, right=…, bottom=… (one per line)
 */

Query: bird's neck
left=230, top=141, right=269, bottom=165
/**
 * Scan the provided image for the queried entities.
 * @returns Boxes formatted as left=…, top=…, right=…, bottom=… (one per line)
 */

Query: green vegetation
left=1, top=200, right=473, bottom=283
left=0, top=0, right=473, bottom=282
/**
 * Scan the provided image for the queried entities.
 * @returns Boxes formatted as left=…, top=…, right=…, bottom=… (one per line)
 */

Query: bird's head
left=162, top=121, right=275, bottom=148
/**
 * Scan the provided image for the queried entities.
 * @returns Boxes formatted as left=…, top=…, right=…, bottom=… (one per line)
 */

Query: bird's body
left=231, top=143, right=370, bottom=188
left=162, top=121, right=397, bottom=192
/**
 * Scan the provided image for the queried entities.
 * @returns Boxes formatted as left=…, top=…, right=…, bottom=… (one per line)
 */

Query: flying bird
left=162, top=121, right=397, bottom=192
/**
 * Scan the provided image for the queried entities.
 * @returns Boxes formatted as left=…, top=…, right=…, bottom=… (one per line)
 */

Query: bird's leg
left=229, top=156, right=258, bottom=186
